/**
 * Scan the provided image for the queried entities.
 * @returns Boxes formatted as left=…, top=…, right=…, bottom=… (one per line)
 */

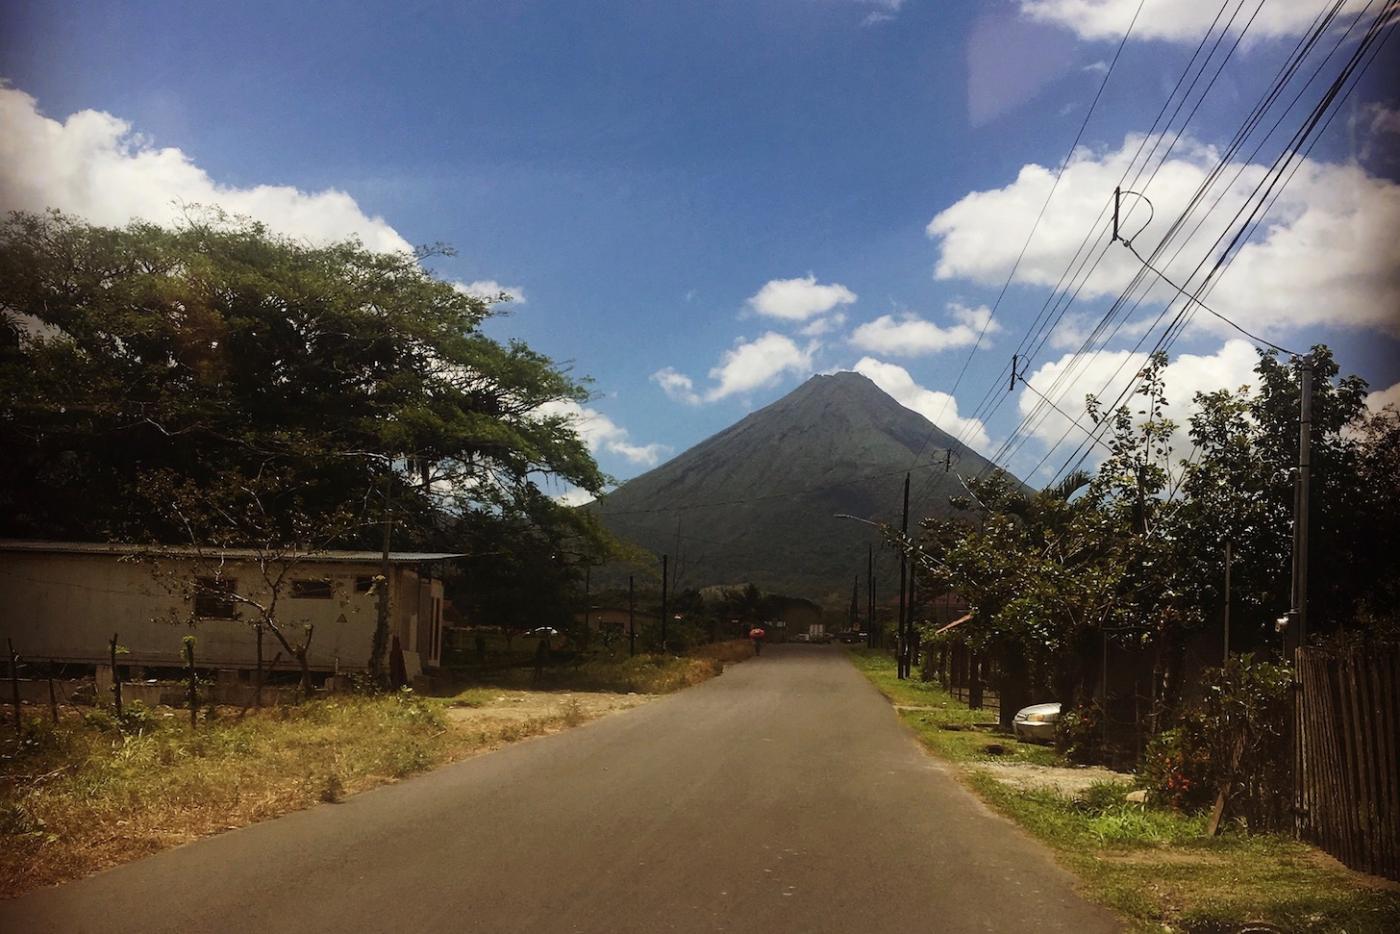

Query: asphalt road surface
left=3, top=646, right=1120, bottom=933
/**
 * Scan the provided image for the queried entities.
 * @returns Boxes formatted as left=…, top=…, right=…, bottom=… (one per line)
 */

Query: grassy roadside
left=847, top=648, right=1400, bottom=933
left=0, top=649, right=741, bottom=898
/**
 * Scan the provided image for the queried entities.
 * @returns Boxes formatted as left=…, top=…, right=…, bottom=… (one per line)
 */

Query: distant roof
left=0, top=540, right=467, bottom=564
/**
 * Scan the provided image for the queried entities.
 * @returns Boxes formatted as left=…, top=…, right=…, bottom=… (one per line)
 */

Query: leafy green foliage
left=0, top=209, right=605, bottom=545
left=1140, top=655, right=1292, bottom=826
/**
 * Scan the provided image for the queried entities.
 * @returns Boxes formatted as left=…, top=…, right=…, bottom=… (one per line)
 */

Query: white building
left=0, top=540, right=463, bottom=675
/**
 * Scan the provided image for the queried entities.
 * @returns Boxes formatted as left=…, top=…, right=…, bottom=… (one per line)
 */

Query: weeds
left=847, top=647, right=1400, bottom=933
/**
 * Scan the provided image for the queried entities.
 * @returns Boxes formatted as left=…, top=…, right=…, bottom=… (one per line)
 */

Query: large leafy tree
left=0, top=210, right=607, bottom=545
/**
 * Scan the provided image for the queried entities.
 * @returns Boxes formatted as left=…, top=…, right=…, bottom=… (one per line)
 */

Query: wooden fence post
left=7, top=640, right=20, bottom=737
left=47, top=669, right=59, bottom=724
left=109, top=633, right=123, bottom=717
left=184, top=637, right=197, bottom=729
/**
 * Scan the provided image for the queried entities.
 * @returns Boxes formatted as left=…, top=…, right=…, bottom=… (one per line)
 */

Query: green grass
left=847, top=648, right=1400, bottom=933
left=846, top=648, right=1060, bottom=766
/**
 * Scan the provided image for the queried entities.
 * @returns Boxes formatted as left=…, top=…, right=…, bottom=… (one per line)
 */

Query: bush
left=1056, top=701, right=1104, bottom=764
left=1140, top=655, right=1291, bottom=827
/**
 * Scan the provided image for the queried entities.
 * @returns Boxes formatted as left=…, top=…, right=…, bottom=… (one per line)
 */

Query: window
left=194, top=577, right=237, bottom=619
left=354, top=575, right=377, bottom=594
left=290, top=578, right=333, bottom=599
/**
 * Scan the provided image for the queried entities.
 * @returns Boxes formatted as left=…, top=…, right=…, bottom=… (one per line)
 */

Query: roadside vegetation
left=0, top=647, right=743, bottom=898
left=849, top=649, right=1400, bottom=933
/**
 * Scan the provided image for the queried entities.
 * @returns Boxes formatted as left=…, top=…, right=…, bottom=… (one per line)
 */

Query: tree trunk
left=999, top=640, right=1030, bottom=732
left=969, top=651, right=984, bottom=709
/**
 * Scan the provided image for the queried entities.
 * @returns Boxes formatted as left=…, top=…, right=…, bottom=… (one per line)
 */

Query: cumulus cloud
left=800, top=312, right=848, bottom=337
left=849, top=303, right=999, bottom=356
left=535, top=399, right=671, bottom=467
left=851, top=357, right=992, bottom=452
left=0, top=86, right=413, bottom=252
left=747, top=275, right=857, bottom=322
left=1018, top=0, right=1369, bottom=43
left=651, top=367, right=703, bottom=405
left=927, top=132, right=1400, bottom=337
left=1017, top=339, right=1262, bottom=460
left=1367, top=380, right=1400, bottom=414
left=454, top=280, right=526, bottom=304
left=553, top=485, right=597, bottom=508
left=655, top=333, right=817, bottom=404
left=707, top=333, right=817, bottom=401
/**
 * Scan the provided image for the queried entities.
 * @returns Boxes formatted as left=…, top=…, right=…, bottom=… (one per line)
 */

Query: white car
left=1012, top=702, right=1061, bottom=744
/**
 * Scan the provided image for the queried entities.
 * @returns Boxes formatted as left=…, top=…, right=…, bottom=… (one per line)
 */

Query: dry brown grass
left=687, top=639, right=757, bottom=664
left=0, top=689, right=617, bottom=898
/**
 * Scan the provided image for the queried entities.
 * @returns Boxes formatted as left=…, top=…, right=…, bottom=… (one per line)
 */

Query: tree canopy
left=0, top=209, right=607, bottom=548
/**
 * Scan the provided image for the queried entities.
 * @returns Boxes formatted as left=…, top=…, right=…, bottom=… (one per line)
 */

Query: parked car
left=790, top=633, right=811, bottom=643
left=1012, top=702, right=1062, bottom=744
left=837, top=631, right=863, bottom=644
left=810, top=631, right=833, bottom=644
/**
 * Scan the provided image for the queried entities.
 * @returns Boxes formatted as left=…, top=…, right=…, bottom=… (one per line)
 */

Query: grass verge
left=847, top=648, right=1400, bottom=933
left=1, top=650, right=733, bottom=898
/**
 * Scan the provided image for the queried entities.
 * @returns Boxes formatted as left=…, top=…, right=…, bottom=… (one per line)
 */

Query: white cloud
left=1018, top=0, right=1369, bottom=43
left=1367, top=380, right=1400, bottom=414
left=1017, top=339, right=1261, bottom=459
left=651, top=367, right=702, bottom=405
left=0, top=86, right=413, bottom=253
left=800, top=312, right=848, bottom=337
left=706, top=333, right=817, bottom=401
left=857, top=0, right=904, bottom=26
left=554, top=486, right=596, bottom=508
left=927, top=132, right=1400, bottom=337
left=454, top=280, right=526, bottom=304
left=849, top=303, right=999, bottom=356
left=747, top=275, right=857, bottom=322
left=535, top=399, right=671, bottom=467
left=851, top=357, right=992, bottom=452
left=655, top=333, right=817, bottom=404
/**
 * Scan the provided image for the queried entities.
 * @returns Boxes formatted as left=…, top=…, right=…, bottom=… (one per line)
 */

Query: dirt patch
left=982, top=761, right=1128, bottom=796
left=445, top=690, right=650, bottom=727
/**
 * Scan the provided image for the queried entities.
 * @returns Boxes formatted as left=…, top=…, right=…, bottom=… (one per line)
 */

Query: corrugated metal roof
left=0, top=540, right=467, bottom=563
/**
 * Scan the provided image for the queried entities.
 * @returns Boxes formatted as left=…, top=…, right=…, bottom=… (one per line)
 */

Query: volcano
left=589, top=371, right=1020, bottom=603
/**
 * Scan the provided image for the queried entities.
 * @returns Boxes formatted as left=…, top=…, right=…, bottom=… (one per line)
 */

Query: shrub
left=1140, top=655, right=1291, bottom=826
left=1056, top=701, right=1104, bottom=764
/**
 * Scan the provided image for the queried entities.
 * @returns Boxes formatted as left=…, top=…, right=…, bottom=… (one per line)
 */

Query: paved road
left=3, top=647, right=1119, bottom=933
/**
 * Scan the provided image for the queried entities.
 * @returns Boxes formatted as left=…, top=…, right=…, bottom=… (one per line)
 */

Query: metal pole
left=628, top=575, right=636, bottom=657
left=660, top=554, right=669, bottom=652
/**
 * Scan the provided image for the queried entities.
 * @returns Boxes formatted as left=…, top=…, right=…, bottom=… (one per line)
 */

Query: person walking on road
left=749, top=626, right=766, bottom=656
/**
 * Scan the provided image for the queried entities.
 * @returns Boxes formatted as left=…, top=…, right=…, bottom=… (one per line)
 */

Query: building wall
left=0, top=550, right=443, bottom=672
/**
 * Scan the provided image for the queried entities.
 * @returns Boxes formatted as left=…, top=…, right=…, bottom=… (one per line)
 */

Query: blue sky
left=2, top=0, right=1397, bottom=495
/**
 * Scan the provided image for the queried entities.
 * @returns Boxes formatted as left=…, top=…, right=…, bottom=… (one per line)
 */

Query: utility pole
left=850, top=576, right=858, bottom=632
left=908, top=562, right=919, bottom=674
left=584, top=565, right=591, bottom=634
left=898, top=473, right=910, bottom=680
left=660, top=554, right=669, bottom=653
left=866, top=545, right=874, bottom=647
left=1223, top=540, right=1232, bottom=664
left=371, top=470, right=393, bottom=682
left=1290, top=356, right=1314, bottom=651
left=628, top=575, right=636, bottom=657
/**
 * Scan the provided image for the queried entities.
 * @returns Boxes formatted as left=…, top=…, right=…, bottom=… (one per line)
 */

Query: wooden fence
left=1295, top=645, right=1399, bottom=881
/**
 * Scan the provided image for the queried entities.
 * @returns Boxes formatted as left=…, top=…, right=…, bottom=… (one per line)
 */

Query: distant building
left=0, top=540, right=463, bottom=676
left=574, top=607, right=659, bottom=634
